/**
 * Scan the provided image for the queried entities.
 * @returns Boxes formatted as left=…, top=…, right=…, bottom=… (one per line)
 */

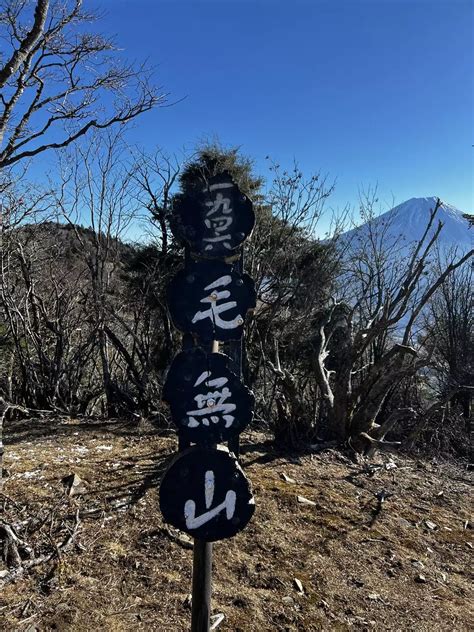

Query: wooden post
left=190, top=337, right=218, bottom=631
left=191, top=539, right=213, bottom=632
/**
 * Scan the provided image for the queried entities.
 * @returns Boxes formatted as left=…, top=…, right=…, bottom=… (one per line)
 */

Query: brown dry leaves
left=0, top=419, right=472, bottom=631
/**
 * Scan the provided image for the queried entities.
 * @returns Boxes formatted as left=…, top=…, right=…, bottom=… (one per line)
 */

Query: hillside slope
left=1, top=420, right=472, bottom=631
left=340, top=197, right=471, bottom=252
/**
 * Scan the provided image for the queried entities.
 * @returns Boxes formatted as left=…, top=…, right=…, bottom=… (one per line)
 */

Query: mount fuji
left=339, top=196, right=472, bottom=253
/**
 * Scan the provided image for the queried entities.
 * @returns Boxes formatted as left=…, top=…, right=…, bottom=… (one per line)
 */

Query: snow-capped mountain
left=339, top=196, right=472, bottom=253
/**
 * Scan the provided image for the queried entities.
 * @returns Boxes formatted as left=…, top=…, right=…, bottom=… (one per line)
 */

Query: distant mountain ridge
left=340, top=196, right=472, bottom=252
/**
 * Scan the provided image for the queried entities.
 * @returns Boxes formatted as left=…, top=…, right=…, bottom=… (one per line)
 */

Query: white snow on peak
left=341, top=196, right=471, bottom=251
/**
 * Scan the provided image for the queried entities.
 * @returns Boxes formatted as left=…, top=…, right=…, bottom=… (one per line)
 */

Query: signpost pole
left=190, top=337, right=218, bottom=631
left=191, top=538, right=213, bottom=632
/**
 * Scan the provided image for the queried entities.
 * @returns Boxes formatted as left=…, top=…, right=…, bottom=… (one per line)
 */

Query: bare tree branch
left=0, top=0, right=165, bottom=169
left=0, top=0, right=50, bottom=89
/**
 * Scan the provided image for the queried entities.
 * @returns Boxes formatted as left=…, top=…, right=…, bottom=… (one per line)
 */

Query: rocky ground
left=0, top=418, right=472, bottom=631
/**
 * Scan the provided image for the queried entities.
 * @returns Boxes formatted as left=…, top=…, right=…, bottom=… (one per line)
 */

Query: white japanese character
left=191, top=275, right=243, bottom=330
left=184, top=470, right=236, bottom=529
left=203, top=182, right=234, bottom=251
left=186, top=370, right=236, bottom=428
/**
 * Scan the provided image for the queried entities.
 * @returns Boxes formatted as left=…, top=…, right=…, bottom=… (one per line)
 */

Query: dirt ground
left=0, top=418, right=472, bottom=631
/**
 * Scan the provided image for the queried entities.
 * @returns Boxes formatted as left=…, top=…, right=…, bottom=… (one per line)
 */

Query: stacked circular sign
left=159, top=172, right=256, bottom=542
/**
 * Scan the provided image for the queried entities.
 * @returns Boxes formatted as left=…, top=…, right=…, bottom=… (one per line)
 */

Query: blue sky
left=90, top=1, right=472, bottom=214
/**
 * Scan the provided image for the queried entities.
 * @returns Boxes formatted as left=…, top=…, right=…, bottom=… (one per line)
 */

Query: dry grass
left=0, top=418, right=472, bottom=631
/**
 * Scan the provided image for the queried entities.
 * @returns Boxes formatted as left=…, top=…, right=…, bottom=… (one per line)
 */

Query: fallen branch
left=359, top=432, right=402, bottom=450
left=0, top=510, right=80, bottom=587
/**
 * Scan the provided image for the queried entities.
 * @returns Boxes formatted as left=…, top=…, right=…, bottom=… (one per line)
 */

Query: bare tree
left=53, top=131, right=141, bottom=416
left=0, top=0, right=165, bottom=488
left=244, top=161, right=340, bottom=444
left=0, top=0, right=165, bottom=170
left=426, top=253, right=473, bottom=419
left=313, top=197, right=473, bottom=453
left=0, top=173, right=50, bottom=484
left=0, top=138, right=186, bottom=423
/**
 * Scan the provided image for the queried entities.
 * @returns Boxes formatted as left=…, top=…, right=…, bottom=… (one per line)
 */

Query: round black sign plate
left=159, top=446, right=255, bottom=542
left=171, top=171, right=255, bottom=258
left=167, top=260, right=256, bottom=342
left=163, top=348, right=254, bottom=444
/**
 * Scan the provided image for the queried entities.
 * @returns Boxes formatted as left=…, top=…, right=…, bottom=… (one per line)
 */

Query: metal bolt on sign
left=160, top=171, right=256, bottom=631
